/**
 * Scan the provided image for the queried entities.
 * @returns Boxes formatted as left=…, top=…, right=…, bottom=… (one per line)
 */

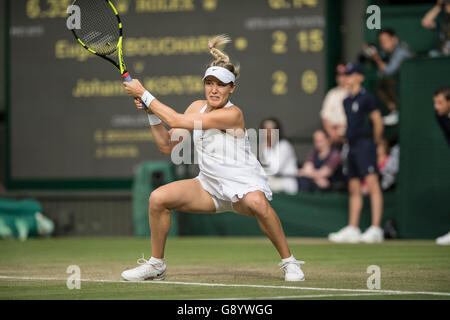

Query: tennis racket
left=69, top=0, right=148, bottom=108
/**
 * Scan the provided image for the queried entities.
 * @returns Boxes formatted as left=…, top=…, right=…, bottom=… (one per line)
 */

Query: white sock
left=281, top=255, right=296, bottom=264
left=150, top=257, right=165, bottom=264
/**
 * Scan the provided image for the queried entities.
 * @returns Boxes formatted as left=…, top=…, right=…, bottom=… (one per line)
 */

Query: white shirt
left=260, top=140, right=298, bottom=195
left=320, top=87, right=348, bottom=136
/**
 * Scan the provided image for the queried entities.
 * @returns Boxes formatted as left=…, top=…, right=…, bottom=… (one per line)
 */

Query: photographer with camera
left=362, top=29, right=412, bottom=126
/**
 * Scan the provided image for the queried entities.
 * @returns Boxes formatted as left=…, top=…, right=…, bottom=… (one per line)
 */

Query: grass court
left=0, top=237, right=449, bottom=300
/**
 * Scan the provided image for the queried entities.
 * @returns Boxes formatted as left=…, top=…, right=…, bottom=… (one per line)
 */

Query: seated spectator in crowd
left=259, top=118, right=299, bottom=195
left=377, top=139, right=391, bottom=172
left=432, top=86, right=450, bottom=245
left=362, top=139, right=399, bottom=194
left=433, top=86, right=450, bottom=147
left=363, top=28, right=412, bottom=126
left=422, top=0, right=450, bottom=57
left=320, top=63, right=349, bottom=148
left=297, top=130, right=343, bottom=192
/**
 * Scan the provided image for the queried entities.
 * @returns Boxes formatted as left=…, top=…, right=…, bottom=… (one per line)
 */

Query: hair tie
left=210, top=46, right=214, bottom=49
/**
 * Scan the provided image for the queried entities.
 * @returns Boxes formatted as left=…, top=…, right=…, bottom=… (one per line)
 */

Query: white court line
left=211, top=293, right=396, bottom=300
left=1, top=275, right=450, bottom=297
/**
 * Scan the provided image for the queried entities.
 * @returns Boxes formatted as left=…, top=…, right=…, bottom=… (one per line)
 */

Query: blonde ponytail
left=207, top=35, right=240, bottom=80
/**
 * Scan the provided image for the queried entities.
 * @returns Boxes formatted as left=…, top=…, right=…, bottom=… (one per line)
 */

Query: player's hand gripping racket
left=69, top=0, right=148, bottom=108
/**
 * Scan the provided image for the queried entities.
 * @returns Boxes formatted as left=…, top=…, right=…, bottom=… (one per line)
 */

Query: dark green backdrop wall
left=397, top=57, right=450, bottom=239
left=1, top=0, right=6, bottom=187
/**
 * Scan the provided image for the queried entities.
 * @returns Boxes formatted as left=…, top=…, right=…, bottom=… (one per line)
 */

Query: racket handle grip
left=122, top=72, right=148, bottom=110
left=123, top=74, right=133, bottom=82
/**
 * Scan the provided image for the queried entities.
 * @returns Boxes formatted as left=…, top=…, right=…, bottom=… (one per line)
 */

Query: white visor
left=203, top=66, right=236, bottom=84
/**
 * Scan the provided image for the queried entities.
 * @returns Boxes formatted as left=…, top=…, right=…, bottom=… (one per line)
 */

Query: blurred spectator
left=377, top=139, right=390, bottom=172
left=259, top=118, right=299, bottom=195
left=362, top=139, right=399, bottom=194
left=433, top=86, right=450, bottom=147
left=320, top=63, right=349, bottom=147
left=297, top=130, right=344, bottom=192
left=422, top=0, right=450, bottom=57
left=432, top=87, right=450, bottom=245
left=363, top=28, right=412, bottom=126
left=379, top=142, right=400, bottom=191
left=328, top=63, right=385, bottom=244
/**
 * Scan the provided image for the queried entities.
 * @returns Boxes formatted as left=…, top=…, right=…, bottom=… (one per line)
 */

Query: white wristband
left=141, top=90, right=161, bottom=125
left=141, top=90, right=156, bottom=108
left=147, top=114, right=162, bottom=126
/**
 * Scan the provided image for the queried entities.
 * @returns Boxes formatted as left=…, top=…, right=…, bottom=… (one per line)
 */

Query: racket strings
left=72, top=0, right=121, bottom=56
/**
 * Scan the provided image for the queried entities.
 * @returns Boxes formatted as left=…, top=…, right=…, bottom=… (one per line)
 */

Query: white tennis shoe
left=360, top=226, right=384, bottom=244
left=328, top=226, right=361, bottom=243
left=436, top=232, right=450, bottom=245
left=279, top=260, right=306, bottom=282
left=121, top=255, right=166, bottom=281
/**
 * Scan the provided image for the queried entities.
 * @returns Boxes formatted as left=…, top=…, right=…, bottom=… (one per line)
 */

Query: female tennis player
left=121, top=35, right=305, bottom=282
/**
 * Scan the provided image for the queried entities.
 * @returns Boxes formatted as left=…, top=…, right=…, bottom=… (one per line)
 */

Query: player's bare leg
left=148, top=179, right=216, bottom=258
left=233, top=191, right=305, bottom=281
left=121, top=179, right=216, bottom=281
left=233, top=191, right=290, bottom=258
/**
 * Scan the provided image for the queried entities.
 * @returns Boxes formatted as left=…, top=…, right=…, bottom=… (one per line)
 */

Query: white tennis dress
left=194, top=101, right=272, bottom=212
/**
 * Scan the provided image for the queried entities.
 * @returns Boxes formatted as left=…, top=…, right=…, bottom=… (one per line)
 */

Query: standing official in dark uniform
left=329, top=64, right=385, bottom=244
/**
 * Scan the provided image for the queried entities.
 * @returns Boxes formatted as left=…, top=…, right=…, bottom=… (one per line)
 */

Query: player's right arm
left=134, top=99, right=203, bottom=155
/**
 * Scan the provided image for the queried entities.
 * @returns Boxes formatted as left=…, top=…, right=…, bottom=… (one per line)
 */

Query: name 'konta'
left=177, top=304, right=211, bottom=318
